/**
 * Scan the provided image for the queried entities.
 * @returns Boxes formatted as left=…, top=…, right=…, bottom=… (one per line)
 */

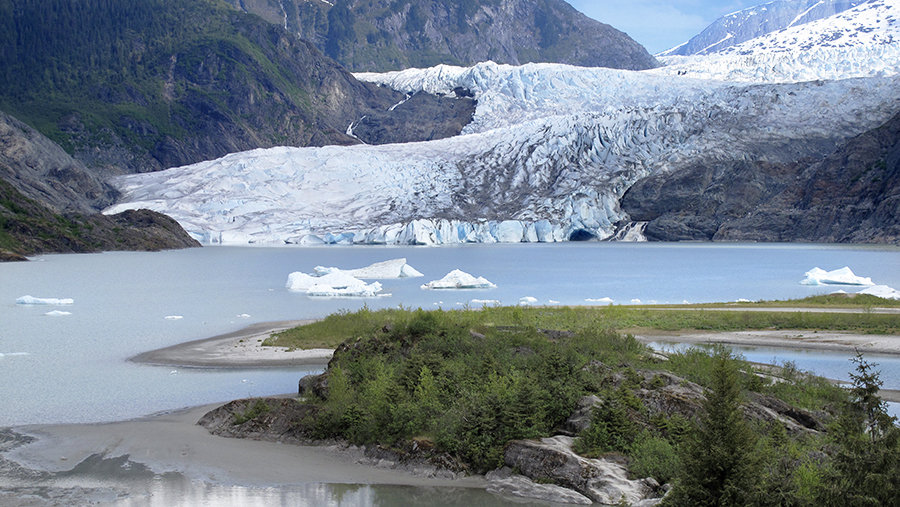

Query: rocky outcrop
left=225, top=0, right=659, bottom=72
left=621, top=110, right=900, bottom=244
left=0, top=177, right=200, bottom=259
left=351, top=90, right=476, bottom=145
left=503, top=436, right=663, bottom=505
left=198, top=398, right=320, bottom=444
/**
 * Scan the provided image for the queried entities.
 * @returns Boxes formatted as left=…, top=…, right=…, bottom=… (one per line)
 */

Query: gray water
left=2, top=243, right=899, bottom=505
left=1, top=242, right=899, bottom=427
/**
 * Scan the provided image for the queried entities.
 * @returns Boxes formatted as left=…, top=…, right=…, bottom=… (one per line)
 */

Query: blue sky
left=567, top=0, right=759, bottom=54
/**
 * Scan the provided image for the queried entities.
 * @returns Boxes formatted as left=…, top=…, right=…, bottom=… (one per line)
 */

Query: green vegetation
left=266, top=301, right=900, bottom=352
left=287, top=306, right=900, bottom=504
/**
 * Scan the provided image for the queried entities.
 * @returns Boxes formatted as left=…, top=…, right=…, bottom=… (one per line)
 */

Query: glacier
left=103, top=0, right=900, bottom=246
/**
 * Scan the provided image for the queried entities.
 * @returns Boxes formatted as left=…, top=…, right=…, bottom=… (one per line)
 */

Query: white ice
left=44, top=310, right=72, bottom=316
left=519, top=296, right=538, bottom=305
left=857, top=285, right=900, bottom=300
left=287, top=270, right=384, bottom=297
left=800, top=266, right=875, bottom=285
left=586, top=297, right=614, bottom=304
left=16, top=296, right=74, bottom=306
left=421, top=269, right=497, bottom=289
left=313, top=258, right=423, bottom=278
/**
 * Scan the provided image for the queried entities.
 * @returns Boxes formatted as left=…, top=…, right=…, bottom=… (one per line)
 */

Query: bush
left=630, top=432, right=680, bottom=484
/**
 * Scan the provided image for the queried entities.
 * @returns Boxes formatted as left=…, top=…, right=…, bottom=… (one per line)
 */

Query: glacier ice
left=16, top=296, right=74, bottom=306
left=103, top=3, right=900, bottom=246
left=857, top=285, right=900, bottom=300
left=313, top=258, right=423, bottom=278
left=421, top=270, right=497, bottom=289
left=45, top=310, right=72, bottom=316
left=800, top=266, right=875, bottom=285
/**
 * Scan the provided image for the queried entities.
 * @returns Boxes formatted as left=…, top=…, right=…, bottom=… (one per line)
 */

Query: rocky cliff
left=621, top=110, right=900, bottom=244
left=224, top=0, right=659, bottom=71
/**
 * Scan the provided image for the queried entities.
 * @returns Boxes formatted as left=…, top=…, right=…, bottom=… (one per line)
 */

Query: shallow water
left=1, top=242, right=898, bottom=427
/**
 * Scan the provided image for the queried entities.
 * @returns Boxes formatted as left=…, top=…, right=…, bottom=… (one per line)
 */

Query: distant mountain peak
left=659, top=0, right=867, bottom=56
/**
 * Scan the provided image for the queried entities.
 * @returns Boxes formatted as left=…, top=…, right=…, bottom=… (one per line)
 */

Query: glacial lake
left=2, top=242, right=899, bottom=427
left=2, top=242, right=900, bottom=505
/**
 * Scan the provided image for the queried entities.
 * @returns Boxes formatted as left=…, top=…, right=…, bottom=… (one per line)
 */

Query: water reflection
left=109, top=480, right=564, bottom=507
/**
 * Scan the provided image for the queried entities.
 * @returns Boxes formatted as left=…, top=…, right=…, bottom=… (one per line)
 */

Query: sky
left=567, top=0, right=760, bottom=54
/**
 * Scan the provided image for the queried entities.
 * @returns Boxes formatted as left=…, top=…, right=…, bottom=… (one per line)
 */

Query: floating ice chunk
left=16, top=296, right=74, bottom=305
left=303, top=272, right=384, bottom=297
left=857, top=285, right=900, bottom=300
left=0, top=352, right=29, bottom=359
left=519, top=296, right=538, bottom=305
left=421, top=269, right=497, bottom=289
left=586, top=297, right=614, bottom=304
left=736, top=298, right=752, bottom=303
left=237, top=314, right=251, bottom=318
left=313, top=258, right=423, bottom=279
left=471, top=299, right=500, bottom=305
left=165, top=316, right=183, bottom=320
left=44, top=310, right=71, bottom=316
left=801, top=267, right=874, bottom=286
left=631, top=299, right=642, bottom=304
left=549, top=300, right=560, bottom=304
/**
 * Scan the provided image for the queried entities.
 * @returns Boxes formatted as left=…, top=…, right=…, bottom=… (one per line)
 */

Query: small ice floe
left=586, top=297, right=614, bottom=304
left=549, top=300, right=560, bottom=304
left=421, top=269, right=496, bottom=289
left=169, top=370, right=177, bottom=375
left=519, top=296, right=538, bottom=305
left=857, top=285, right=900, bottom=300
left=631, top=299, right=642, bottom=304
left=16, top=295, right=74, bottom=305
left=44, top=310, right=71, bottom=316
left=165, top=316, right=184, bottom=320
left=313, top=258, right=423, bottom=279
left=0, top=352, right=30, bottom=359
left=237, top=314, right=251, bottom=319
left=471, top=299, right=500, bottom=305
left=801, top=267, right=875, bottom=286
left=735, top=298, right=752, bottom=303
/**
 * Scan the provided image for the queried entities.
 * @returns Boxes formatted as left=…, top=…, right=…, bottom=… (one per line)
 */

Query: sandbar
left=129, top=319, right=334, bottom=368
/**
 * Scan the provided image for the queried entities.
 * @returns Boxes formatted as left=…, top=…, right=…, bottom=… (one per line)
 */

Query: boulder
left=503, top=436, right=662, bottom=505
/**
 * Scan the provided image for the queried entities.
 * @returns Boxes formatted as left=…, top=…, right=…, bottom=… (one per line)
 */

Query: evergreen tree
left=818, top=351, right=900, bottom=507
left=664, top=350, right=762, bottom=507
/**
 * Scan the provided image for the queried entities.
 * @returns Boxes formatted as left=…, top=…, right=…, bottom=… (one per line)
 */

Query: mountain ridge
left=222, top=0, right=659, bottom=72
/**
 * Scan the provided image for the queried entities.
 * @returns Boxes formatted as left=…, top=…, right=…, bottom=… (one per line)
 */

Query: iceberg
left=45, top=310, right=72, bottom=316
left=313, top=258, right=423, bottom=279
left=519, top=296, right=538, bottom=305
left=306, top=280, right=385, bottom=298
left=421, top=269, right=497, bottom=289
left=800, top=267, right=875, bottom=286
left=857, top=285, right=900, bottom=300
left=287, top=269, right=384, bottom=297
left=586, top=297, right=614, bottom=304
left=16, top=296, right=74, bottom=305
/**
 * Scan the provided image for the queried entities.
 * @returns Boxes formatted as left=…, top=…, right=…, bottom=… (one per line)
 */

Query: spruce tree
left=664, top=350, right=761, bottom=507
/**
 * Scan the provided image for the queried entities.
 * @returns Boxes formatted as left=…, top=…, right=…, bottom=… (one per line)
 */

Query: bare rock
left=503, top=436, right=662, bottom=505
left=486, top=466, right=593, bottom=505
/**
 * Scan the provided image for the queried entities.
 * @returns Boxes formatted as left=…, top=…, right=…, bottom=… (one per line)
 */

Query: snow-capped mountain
left=659, top=0, right=865, bottom=57
left=655, top=0, right=900, bottom=82
left=104, top=0, right=900, bottom=246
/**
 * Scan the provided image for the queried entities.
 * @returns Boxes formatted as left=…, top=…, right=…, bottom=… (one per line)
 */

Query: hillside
left=222, top=0, right=659, bottom=71
left=0, top=0, right=417, bottom=178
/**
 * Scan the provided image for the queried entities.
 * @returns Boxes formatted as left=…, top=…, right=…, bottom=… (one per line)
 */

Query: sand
left=4, top=318, right=900, bottom=505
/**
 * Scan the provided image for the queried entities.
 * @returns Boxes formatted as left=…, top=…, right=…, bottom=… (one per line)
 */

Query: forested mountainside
left=223, top=0, right=658, bottom=71
left=0, top=0, right=419, bottom=178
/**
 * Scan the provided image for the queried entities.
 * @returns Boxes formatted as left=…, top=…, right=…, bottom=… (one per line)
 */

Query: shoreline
left=128, top=319, right=334, bottom=368
left=4, top=320, right=900, bottom=505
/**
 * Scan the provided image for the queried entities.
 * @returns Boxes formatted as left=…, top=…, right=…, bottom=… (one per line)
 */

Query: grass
left=264, top=299, right=900, bottom=351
